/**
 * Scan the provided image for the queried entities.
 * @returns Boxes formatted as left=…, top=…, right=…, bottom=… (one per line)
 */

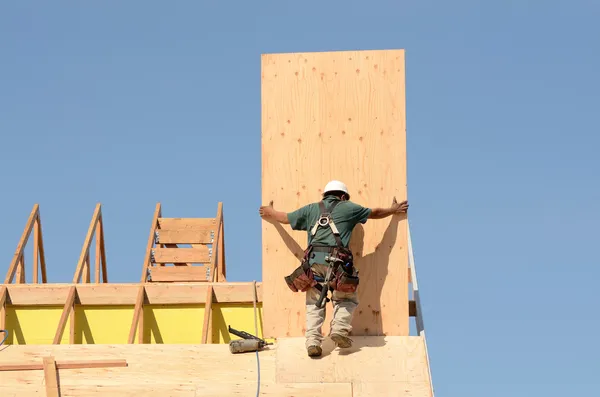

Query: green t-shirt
left=287, top=195, right=372, bottom=249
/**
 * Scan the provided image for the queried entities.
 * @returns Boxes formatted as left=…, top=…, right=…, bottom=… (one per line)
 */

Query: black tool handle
left=315, top=281, right=329, bottom=308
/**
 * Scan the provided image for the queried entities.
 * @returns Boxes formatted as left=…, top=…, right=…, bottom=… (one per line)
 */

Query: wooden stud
left=0, top=286, right=6, bottom=331
left=5, top=205, right=38, bottom=284
left=149, top=266, right=208, bottom=282
left=128, top=285, right=146, bottom=344
left=37, top=214, right=48, bottom=283
left=201, top=203, right=223, bottom=343
left=140, top=203, right=162, bottom=283
left=72, top=204, right=107, bottom=284
left=53, top=286, right=77, bottom=344
left=33, top=218, right=39, bottom=284
left=218, top=217, right=226, bottom=282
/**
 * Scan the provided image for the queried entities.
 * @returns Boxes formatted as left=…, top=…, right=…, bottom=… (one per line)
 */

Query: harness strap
left=310, top=200, right=343, bottom=247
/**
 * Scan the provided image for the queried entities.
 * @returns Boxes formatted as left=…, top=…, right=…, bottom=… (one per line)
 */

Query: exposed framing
left=127, top=202, right=227, bottom=344
left=4, top=204, right=47, bottom=285
left=72, top=203, right=108, bottom=284
left=52, top=204, right=109, bottom=344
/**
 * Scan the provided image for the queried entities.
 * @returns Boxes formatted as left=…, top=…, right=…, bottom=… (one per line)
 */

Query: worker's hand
left=390, top=197, right=409, bottom=214
left=259, top=200, right=275, bottom=219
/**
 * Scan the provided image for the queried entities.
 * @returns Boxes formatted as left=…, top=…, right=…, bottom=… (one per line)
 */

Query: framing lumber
left=72, top=203, right=108, bottom=284
left=0, top=286, right=6, bottom=330
left=0, top=358, right=128, bottom=372
left=201, top=202, right=223, bottom=344
left=4, top=204, right=47, bottom=284
left=42, top=357, right=58, bottom=397
left=53, top=285, right=77, bottom=344
left=4, top=282, right=264, bottom=306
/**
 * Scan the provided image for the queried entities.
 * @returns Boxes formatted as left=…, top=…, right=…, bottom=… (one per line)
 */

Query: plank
left=0, top=359, right=127, bottom=372
left=156, top=230, right=213, bottom=244
left=149, top=266, right=208, bottom=282
left=152, top=248, right=211, bottom=264
left=157, top=218, right=216, bottom=231
left=5, top=283, right=264, bottom=305
left=42, top=357, right=59, bottom=397
left=261, top=49, right=409, bottom=338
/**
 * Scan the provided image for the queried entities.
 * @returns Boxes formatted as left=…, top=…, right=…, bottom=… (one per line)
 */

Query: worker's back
left=287, top=195, right=372, bottom=248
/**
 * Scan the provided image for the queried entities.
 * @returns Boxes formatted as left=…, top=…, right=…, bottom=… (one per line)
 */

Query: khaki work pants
left=305, top=263, right=358, bottom=348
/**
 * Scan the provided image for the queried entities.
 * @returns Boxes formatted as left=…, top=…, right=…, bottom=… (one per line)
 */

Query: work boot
left=330, top=332, right=353, bottom=348
left=307, top=345, right=322, bottom=357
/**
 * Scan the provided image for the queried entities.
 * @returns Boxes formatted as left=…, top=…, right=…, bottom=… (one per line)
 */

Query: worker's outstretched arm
left=368, top=197, right=409, bottom=219
left=259, top=201, right=290, bottom=224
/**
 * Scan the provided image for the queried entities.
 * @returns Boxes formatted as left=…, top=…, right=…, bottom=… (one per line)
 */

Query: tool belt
left=284, top=200, right=360, bottom=294
left=284, top=246, right=318, bottom=292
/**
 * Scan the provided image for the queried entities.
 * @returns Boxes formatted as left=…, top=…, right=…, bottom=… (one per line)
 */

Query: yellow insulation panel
left=3, top=303, right=264, bottom=345
left=143, top=304, right=205, bottom=344
left=5, top=306, right=70, bottom=345
left=74, top=305, right=135, bottom=344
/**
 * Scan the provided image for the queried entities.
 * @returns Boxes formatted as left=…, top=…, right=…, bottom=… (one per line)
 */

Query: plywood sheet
left=275, top=336, right=431, bottom=385
left=261, top=49, right=408, bottom=338
left=0, top=344, right=277, bottom=394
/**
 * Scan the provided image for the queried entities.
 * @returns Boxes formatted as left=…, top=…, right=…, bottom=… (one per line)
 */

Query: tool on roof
left=227, top=325, right=272, bottom=354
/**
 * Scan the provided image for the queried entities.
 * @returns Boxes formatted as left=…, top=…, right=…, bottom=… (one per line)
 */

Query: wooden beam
left=0, top=286, right=6, bottom=330
left=73, top=204, right=105, bottom=283
left=218, top=216, right=226, bottom=281
left=52, top=285, right=77, bottom=344
left=5, top=282, right=265, bottom=306
left=5, top=205, right=39, bottom=284
left=33, top=218, right=39, bottom=283
left=99, top=216, right=108, bottom=283
left=156, top=229, right=214, bottom=245
left=140, top=203, right=162, bottom=283
left=157, top=217, right=217, bottom=231
left=42, top=357, right=59, bottom=397
left=201, top=203, right=223, bottom=344
left=201, top=286, right=214, bottom=344
left=37, top=214, right=48, bottom=283
left=0, top=359, right=128, bottom=371
left=151, top=247, right=211, bottom=264
left=149, top=266, right=208, bottom=282
left=128, top=285, right=145, bottom=344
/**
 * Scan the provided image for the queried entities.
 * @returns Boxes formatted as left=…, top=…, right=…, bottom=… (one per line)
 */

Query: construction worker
left=259, top=180, right=409, bottom=357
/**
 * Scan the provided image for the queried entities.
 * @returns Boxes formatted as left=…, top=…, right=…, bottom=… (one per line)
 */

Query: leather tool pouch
left=333, top=267, right=359, bottom=293
left=330, top=247, right=359, bottom=293
left=284, top=247, right=318, bottom=292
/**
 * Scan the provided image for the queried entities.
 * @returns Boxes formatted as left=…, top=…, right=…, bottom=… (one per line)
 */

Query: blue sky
left=1, top=1, right=599, bottom=395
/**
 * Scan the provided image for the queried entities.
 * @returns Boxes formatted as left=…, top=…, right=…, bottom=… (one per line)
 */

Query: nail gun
left=227, top=325, right=272, bottom=354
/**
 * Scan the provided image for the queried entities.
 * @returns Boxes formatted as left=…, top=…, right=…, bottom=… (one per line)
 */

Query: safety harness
left=284, top=200, right=359, bottom=294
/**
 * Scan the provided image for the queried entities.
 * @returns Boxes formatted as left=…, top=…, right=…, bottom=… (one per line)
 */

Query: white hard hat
left=323, top=180, right=350, bottom=197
